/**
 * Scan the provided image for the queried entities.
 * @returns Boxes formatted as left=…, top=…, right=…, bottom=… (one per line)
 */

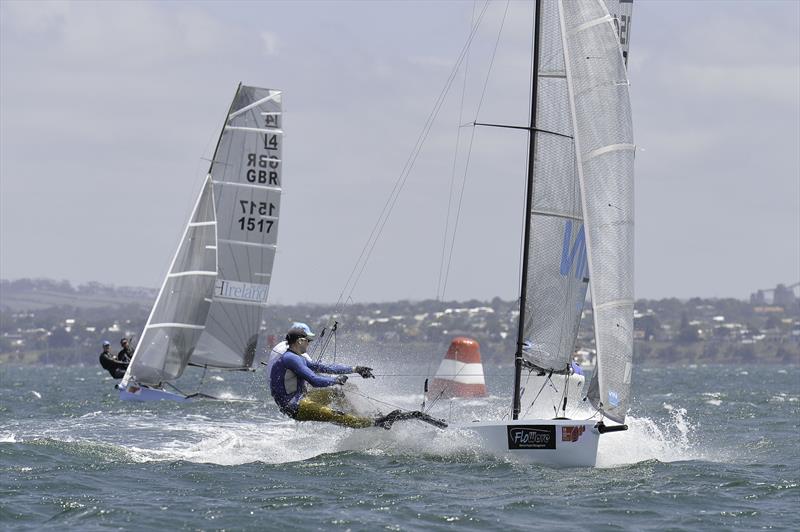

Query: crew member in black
left=99, top=340, right=128, bottom=379
left=117, top=337, right=134, bottom=363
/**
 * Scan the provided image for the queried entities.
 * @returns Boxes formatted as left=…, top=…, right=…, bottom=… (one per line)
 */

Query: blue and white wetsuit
left=269, top=351, right=352, bottom=416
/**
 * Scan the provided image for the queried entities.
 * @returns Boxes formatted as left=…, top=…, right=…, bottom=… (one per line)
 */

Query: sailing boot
left=374, top=410, right=404, bottom=430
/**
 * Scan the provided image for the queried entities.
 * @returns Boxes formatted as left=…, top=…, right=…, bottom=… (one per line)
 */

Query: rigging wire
left=329, top=0, right=492, bottom=319
left=436, top=0, right=477, bottom=301
left=440, top=0, right=512, bottom=301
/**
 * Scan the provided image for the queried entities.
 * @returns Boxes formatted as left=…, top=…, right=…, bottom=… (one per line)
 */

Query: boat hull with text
left=464, top=419, right=601, bottom=467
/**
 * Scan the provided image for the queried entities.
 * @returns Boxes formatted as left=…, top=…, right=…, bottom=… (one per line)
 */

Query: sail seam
left=188, top=221, right=216, bottom=227
left=585, top=143, right=635, bottom=160
left=228, top=91, right=281, bottom=119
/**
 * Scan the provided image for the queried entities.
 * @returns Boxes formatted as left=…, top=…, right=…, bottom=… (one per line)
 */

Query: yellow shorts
left=295, top=388, right=373, bottom=429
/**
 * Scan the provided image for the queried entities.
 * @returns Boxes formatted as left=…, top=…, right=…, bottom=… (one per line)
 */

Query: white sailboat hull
left=463, top=419, right=600, bottom=467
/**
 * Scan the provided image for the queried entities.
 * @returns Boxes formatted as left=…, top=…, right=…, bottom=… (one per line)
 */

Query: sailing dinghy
left=119, top=84, right=283, bottom=402
left=460, top=0, right=635, bottom=466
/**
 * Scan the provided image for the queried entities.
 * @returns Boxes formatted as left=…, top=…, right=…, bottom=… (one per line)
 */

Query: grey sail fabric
left=521, top=0, right=589, bottom=374
left=560, top=0, right=635, bottom=423
left=191, top=85, right=283, bottom=369
left=124, top=177, right=217, bottom=385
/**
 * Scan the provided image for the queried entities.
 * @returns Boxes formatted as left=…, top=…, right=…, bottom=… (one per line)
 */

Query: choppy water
left=1, top=363, right=798, bottom=531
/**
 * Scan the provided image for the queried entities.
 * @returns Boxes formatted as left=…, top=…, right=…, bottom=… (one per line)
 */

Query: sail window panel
left=150, top=275, right=215, bottom=328
left=213, top=186, right=281, bottom=246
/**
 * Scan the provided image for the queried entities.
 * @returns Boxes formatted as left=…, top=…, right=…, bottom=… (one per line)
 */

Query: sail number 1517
left=238, top=200, right=276, bottom=234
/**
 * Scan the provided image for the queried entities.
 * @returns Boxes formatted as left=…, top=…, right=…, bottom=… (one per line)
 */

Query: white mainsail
left=521, top=0, right=589, bottom=375
left=560, top=0, right=635, bottom=423
left=123, top=85, right=283, bottom=387
left=191, top=86, right=283, bottom=370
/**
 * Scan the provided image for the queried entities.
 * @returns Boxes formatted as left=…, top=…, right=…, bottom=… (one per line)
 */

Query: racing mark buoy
left=429, top=337, right=487, bottom=398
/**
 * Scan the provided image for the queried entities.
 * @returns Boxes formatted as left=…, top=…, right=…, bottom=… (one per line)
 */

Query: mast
left=512, top=0, right=543, bottom=420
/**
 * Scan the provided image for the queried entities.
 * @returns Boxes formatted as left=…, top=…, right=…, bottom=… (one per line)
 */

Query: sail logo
left=215, top=280, right=269, bottom=303
left=560, top=220, right=588, bottom=280
left=507, top=425, right=556, bottom=450
left=608, top=390, right=620, bottom=407
left=561, top=425, right=585, bottom=443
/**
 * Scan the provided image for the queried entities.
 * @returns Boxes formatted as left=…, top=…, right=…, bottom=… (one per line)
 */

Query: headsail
left=560, top=0, right=635, bottom=423
left=123, top=85, right=283, bottom=387
left=191, top=85, right=283, bottom=369
left=123, top=177, right=217, bottom=385
left=521, top=0, right=589, bottom=375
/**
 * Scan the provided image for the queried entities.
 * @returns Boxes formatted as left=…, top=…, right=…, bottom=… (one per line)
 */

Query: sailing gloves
left=335, top=375, right=348, bottom=385
left=354, top=366, right=375, bottom=379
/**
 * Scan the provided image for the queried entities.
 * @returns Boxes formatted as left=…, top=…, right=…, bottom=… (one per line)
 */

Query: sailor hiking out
left=269, top=324, right=446, bottom=430
left=99, top=340, right=128, bottom=379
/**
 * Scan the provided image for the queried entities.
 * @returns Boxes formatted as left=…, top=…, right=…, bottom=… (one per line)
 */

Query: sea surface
left=1, top=362, right=798, bottom=531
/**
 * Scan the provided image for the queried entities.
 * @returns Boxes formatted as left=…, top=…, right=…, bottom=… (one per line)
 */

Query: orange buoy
left=428, top=337, right=488, bottom=398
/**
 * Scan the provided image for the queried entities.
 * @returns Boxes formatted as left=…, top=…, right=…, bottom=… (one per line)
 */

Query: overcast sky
left=1, top=0, right=798, bottom=305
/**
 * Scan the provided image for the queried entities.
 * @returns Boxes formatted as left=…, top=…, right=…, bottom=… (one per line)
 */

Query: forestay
left=560, top=0, right=635, bottom=423
left=123, top=85, right=283, bottom=386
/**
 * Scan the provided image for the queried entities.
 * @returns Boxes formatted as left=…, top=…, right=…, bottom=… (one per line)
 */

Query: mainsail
left=560, top=0, right=635, bottom=423
left=520, top=0, right=589, bottom=375
left=123, top=85, right=283, bottom=387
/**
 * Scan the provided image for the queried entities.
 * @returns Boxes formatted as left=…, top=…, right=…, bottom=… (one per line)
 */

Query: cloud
left=260, top=31, right=280, bottom=56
